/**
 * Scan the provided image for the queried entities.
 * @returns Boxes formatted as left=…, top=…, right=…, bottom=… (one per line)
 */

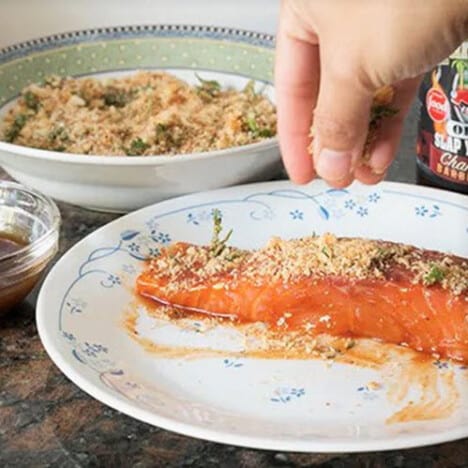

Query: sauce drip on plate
left=124, top=297, right=464, bottom=425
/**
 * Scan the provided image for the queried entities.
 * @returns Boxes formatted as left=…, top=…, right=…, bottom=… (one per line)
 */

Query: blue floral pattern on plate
left=415, top=204, right=441, bottom=218
left=357, top=384, right=383, bottom=401
left=223, top=358, right=244, bottom=368
left=270, top=387, right=306, bottom=403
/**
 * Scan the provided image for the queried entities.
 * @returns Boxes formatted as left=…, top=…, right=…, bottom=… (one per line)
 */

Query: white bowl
left=0, top=25, right=281, bottom=212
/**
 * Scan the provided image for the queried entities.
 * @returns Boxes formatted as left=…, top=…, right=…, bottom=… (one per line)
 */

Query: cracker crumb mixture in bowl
left=0, top=25, right=281, bottom=212
left=1, top=71, right=276, bottom=156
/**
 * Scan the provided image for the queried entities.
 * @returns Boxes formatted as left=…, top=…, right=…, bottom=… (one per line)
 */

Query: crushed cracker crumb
left=1, top=71, right=276, bottom=155
left=147, top=234, right=467, bottom=296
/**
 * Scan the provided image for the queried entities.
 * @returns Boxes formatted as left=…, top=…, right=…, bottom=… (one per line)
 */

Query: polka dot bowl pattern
left=0, top=25, right=281, bottom=212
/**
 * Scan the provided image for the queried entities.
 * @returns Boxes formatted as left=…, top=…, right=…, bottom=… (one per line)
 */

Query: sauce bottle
left=416, top=42, right=468, bottom=194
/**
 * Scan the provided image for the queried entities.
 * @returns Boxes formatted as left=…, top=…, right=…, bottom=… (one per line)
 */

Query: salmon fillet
left=136, top=233, right=468, bottom=362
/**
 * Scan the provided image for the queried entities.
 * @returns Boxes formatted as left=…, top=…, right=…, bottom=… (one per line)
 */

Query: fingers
left=355, top=76, right=423, bottom=182
left=312, top=63, right=374, bottom=187
left=353, top=165, right=387, bottom=186
left=275, top=0, right=425, bottom=189
left=275, top=12, right=320, bottom=184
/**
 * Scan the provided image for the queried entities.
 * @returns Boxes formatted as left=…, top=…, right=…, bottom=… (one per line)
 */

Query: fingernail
left=371, top=166, right=388, bottom=175
left=316, top=148, right=352, bottom=181
left=369, top=141, right=392, bottom=175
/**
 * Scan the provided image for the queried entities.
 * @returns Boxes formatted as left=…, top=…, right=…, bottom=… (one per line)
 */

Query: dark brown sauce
left=0, top=232, right=27, bottom=257
left=0, top=232, right=37, bottom=314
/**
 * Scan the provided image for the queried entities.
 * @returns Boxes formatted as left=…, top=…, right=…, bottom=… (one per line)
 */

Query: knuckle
left=313, top=112, right=362, bottom=148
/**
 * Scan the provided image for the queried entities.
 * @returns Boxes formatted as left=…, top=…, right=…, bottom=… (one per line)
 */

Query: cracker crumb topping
left=147, top=233, right=467, bottom=295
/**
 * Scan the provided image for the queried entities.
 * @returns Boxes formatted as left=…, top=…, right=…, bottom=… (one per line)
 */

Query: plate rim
left=36, top=180, right=468, bottom=452
left=0, top=23, right=275, bottom=64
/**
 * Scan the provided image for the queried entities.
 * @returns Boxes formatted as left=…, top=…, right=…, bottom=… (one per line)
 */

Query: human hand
left=275, top=0, right=468, bottom=187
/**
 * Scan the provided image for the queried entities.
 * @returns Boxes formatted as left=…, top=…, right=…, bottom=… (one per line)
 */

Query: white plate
left=37, top=180, right=468, bottom=452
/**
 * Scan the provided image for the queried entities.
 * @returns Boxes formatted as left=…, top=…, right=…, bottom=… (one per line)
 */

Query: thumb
left=312, top=66, right=374, bottom=186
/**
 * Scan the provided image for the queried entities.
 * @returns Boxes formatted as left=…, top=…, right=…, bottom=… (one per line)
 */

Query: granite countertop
left=1, top=104, right=467, bottom=467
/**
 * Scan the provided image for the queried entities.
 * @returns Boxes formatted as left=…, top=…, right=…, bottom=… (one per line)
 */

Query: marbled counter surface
left=1, top=105, right=467, bottom=467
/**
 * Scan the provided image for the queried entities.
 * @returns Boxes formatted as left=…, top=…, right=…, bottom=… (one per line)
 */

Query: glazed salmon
left=136, top=233, right=468, bottom=363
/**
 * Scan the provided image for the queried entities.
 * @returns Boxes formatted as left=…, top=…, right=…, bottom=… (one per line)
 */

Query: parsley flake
left=423, top=264, right=445, bottom=286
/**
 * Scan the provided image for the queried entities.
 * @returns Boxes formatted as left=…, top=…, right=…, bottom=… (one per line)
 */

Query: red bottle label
left=426, top=88, right=449, bottom=122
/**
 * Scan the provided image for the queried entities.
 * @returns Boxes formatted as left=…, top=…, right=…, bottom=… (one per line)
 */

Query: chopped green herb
left=52, top=145, right=66, bottom=152
left=155, top=123, right=168, bottom=138
left=48, top=126, right=69, bottom=142
left=246, top=116, right=259, bottom=133
left=23, top=91, right=40, bottom=111
left=423, top=264, right=445, bottom=286
left=5, top=114, right=27, bottom=142
left=210, top=209, right=233, bottom=257
left=243, top=80, right=256, bottom=96
left=125, top=137, right=149, bottom=156
left=258, top=128, right=274, bottom=138
left=103, top=88, right=129, bottom=108
left=243, top=79, right=268, bottom=98
left=245, top=115, right=274, bottom=138
left=321, top=246, right=331, bottom=258
left=155, top=123, right=180, bottom=147
left=195, top=73, right=221, bottom=98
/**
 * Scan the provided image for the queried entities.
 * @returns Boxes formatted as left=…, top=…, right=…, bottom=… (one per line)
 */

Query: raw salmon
left=136, top=233, right=468, bottom=362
